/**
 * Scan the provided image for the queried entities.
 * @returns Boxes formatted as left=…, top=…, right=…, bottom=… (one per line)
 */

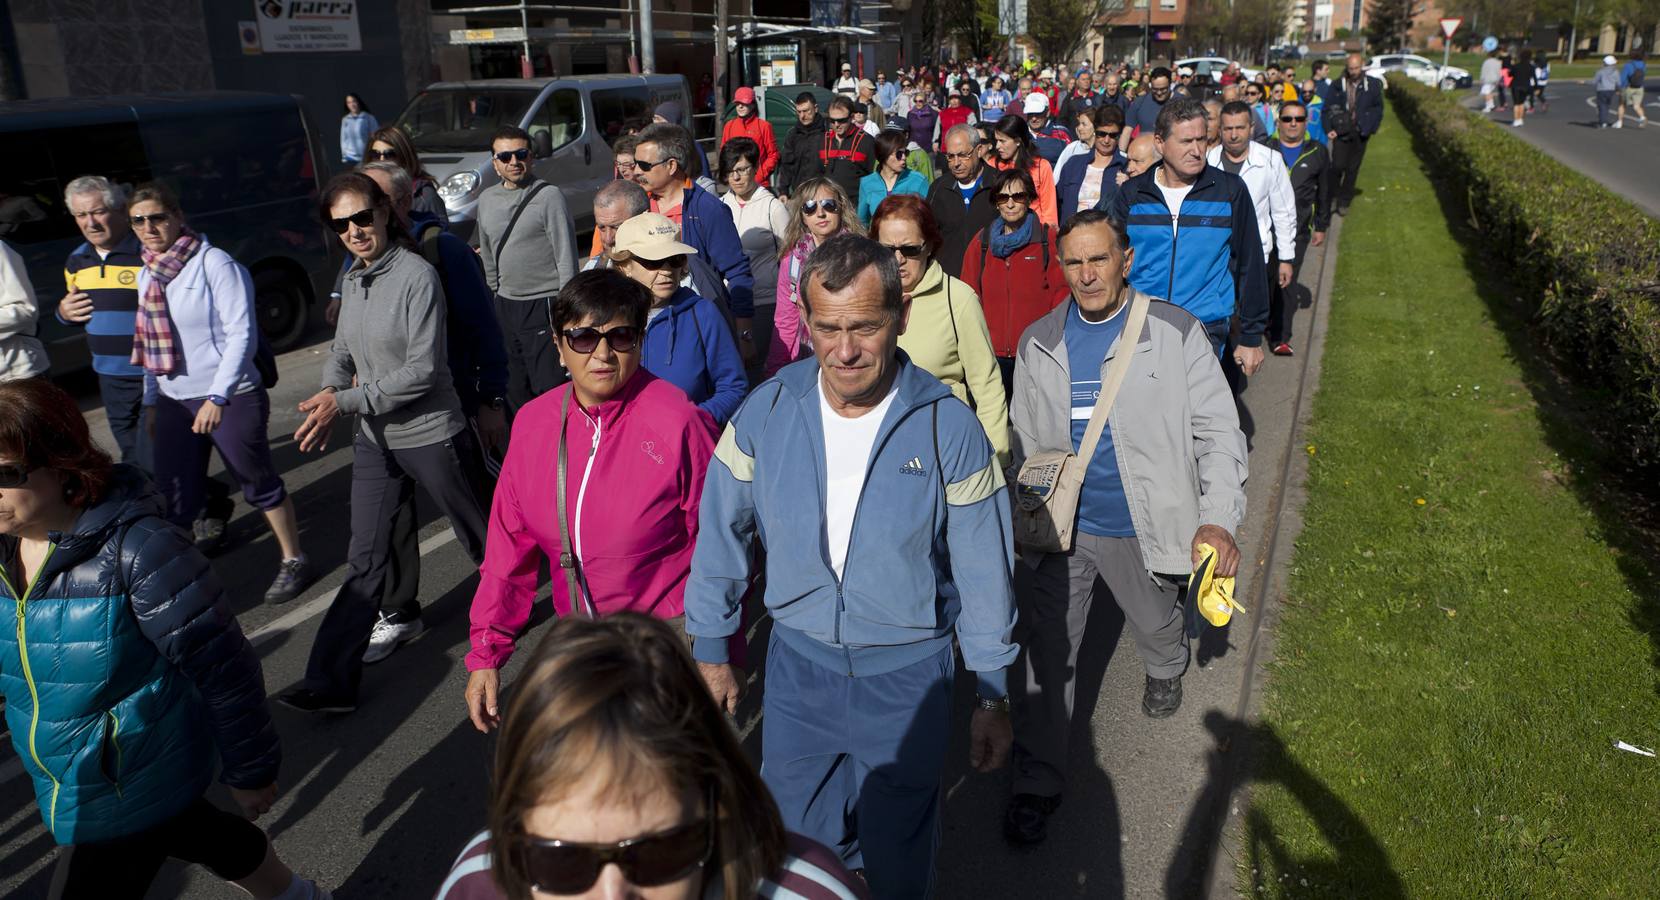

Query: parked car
left=394, top=74, right=691, bottom=242
left=1366, top=54, right=1471, bottom=90
left=1175, top=57, right=1262, bottom=82
left=0, top=91, right=336, bottom=368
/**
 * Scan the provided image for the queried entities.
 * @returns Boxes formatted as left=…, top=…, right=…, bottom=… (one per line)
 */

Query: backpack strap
left=417, top=221, right=446, bottom=279
left=493, top=180, right=551, bottom=277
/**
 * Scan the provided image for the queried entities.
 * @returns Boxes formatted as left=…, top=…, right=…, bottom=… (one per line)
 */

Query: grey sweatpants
left=1011, top=533, right=1187, bottom=796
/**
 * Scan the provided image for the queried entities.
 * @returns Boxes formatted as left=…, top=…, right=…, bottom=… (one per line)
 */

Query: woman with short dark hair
left=0, top=379, right=328, bottom=900
left=280, top=172, right=491, bottom=713
left=719, top=137, right=790, bottom=365
left=991, top=116, right=1058, bottom=228
left=462, top=268, right=719, bottom=733
left=127, top=182, right=310, bottom=603
left=961, top=167, right=1068, bottom=392
left=441, top=614, right=868, bottom=900
left=856, top=129, right=930, bottom=226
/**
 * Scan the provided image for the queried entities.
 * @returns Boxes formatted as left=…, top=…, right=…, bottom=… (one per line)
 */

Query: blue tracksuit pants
left=761, top=630, right=954, bottom=900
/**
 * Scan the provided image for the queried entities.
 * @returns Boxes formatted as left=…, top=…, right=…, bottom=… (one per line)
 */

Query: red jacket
left=960, top=219, right=1069, bottom=358
left=939, top=105, right=975, bottom=134
left=720, top=113, right=780, bottom=185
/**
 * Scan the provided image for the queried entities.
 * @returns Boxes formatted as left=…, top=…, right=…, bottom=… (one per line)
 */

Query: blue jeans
left=762, top=631, right=954, bottom=900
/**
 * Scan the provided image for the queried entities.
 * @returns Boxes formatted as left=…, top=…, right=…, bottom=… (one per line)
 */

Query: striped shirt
left=61, top=235, right=144, bottom=378
left=434, top=830, right=869, bottom=900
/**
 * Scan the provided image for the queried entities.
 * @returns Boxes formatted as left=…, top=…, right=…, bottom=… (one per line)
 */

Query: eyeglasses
left=634, top=254, right=686, bottom=271
left=368, top=148, right=400, bottom=161
left=615, top=159, right=639, bottom=172
left=327, top=209, right=378, bottom=234
left=802, top=198, right=841, bottom=216
left=883, top=242, right=927, bottom=259
left=633, top=156, right=671, bottom=172
left=560, top=325, right=642, bottom=354
left=493, top=149, right=530, bottom=163
left=1151, top=86, right=1171, bottom=95
left=944, top=150, right=979, bottom=162
left=130, top=212, right=172, bottom=228
left=1280, top=114, right=1307, bottom=122
left=996, top=191, right=1031, bottom=205
left=511, top=810, right=712, bottom=894
left=0, top=465, right=36, bottom=489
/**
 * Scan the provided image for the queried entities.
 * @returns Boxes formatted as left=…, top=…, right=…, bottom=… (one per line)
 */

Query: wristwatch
left=207, top=394, right=228, bottom=407
left=976, top=694, right=1011, bottom=713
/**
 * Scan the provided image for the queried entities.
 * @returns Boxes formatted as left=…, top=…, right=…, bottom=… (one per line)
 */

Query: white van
left=394, top=74, right=691, bottom=240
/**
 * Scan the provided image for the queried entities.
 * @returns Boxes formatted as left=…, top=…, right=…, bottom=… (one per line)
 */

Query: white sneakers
left=363, top=614, right=425, bottom=664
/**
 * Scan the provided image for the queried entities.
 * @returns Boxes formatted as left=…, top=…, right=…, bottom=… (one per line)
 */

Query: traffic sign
left=1439, top=17, right=1462, bottom=39
left=1482, top=35, right=1499, bottom=52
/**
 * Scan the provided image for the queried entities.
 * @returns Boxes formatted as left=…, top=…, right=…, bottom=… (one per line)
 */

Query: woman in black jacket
left=0, top=379, right=327, bottom=899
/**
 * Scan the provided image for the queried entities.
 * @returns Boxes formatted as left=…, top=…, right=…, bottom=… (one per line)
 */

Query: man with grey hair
left=927, top=123, right=998, bottom=278
left=583, top=178, right=737, bottom=333
left=687, top=233, right=1018, bottom=898
left=633, top=123, right=757, bottom=360
left=58, top=175, right=154, bottom=465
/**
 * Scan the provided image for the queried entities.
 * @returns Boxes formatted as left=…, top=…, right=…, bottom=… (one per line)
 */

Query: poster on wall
left=254, top=0, right=362, bottom=53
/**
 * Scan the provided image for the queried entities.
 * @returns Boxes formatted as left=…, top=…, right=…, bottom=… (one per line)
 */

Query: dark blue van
left=0, top=91, right=337, bottom=370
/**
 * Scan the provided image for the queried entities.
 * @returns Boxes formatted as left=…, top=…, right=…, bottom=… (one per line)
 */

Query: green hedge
left=1385, top=74, right=1660, bottom=467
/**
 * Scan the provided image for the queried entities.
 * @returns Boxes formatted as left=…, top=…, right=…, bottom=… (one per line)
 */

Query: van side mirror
left=532, top=130, right=552, bottom=158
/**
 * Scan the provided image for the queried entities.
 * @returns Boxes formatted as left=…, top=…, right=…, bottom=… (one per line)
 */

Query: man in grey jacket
left=476, top=125, right=578, bottom=409
left=1002, top=209, right=1248, bottom=845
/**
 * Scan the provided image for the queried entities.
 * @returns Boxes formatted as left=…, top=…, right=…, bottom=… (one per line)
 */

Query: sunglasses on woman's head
left=803, top=198, right=840, bottom=216
left=560, top=325, right=641, bottom=354
left=328, top=209, right=377, bottom=234
left=494, top=148, right=530, bottom=163
left=512, top=816, right=712, bottom=894
left=636, top=254, right=686, bottom=271
left=0, top=465, right=35, bottom=489
left=368, top=148, right=399, bottom=162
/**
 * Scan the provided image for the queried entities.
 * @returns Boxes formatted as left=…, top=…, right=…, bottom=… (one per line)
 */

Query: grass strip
left=1238, top=104, right=1660, bottom=898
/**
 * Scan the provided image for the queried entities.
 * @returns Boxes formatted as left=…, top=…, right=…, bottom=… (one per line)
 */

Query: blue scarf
left=989, top=212, right=1034, bottom=259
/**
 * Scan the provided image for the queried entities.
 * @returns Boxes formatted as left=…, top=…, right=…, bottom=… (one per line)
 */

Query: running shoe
left=363, top=613, right=426, bottom=664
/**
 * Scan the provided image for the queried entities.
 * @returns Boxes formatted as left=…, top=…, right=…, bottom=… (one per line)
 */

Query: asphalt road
left=1463, top=79, right=1660, bottom=218
left=0, top=229, right=1335, bottom=898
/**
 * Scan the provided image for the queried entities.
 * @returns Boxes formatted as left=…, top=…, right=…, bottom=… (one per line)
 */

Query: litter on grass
left=1613, top=740, right=1655, bottom=757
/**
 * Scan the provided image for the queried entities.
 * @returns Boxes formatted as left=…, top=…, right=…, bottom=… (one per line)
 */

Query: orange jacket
left=720, top=114, right=780, bottom=186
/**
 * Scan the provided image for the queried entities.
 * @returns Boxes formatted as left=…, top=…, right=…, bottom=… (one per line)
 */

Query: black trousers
left=303, top=428, right=491, bottom=700
left=1331, top=136, right=1370, bottom=208
left=382, top=422, right=497, bottom=622
left=49, top=797, right=267, bottom=899
left=495, top=294, right=566, bottom=411
left=1269, top=232, right=1312, bottom=344
left=98, top=373, right=148, bottom=469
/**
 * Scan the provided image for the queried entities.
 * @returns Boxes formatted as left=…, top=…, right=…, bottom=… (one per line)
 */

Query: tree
left=1027, top=0, right=1127, bottom=64
left=1365, top=0, right=1415, bottom=51
left=947, top=0, right=1006, bottom=60
left=1182, top=0, right=1296, bottom=63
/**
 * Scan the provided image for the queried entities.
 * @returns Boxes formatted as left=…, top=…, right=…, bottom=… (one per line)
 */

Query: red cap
left=734, top=86, right=756, bottom=104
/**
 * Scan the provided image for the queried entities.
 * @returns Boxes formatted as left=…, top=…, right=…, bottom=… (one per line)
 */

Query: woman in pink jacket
left=763, top=176, right=862, bottom=376
left=463, top=268, right=717, bottom=732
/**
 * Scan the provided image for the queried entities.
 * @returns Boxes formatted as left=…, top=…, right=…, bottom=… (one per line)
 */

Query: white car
left=1365, top=54, right=1471, bottom=90
left=1174, top=57, right=1261, bottom=83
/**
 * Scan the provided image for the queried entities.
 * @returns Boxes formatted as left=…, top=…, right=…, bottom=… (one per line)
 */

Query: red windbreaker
left=960, top=219, right=1070, bottom=358
left=720, top=114, right=780, bottom=185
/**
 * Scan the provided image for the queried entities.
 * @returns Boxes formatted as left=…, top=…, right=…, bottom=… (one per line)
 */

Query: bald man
left=1122, top=134, right=1159, bottom=182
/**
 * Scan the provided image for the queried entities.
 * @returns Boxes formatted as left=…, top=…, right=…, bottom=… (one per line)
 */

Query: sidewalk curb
left=1198, top=208, right=1343, bottom=898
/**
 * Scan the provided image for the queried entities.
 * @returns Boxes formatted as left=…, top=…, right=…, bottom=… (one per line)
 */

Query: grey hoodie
left=324, top=242, right=466, bottom=449
left=1593, top=64, right=1621, bottom=92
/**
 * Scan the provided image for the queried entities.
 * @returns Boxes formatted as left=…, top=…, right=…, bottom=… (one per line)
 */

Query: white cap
left=1023, top=92, right=1050, bottom=114
left=1178, top=66, right=1194, bottom=76
left=1604, top=54, right=1617, bottom=65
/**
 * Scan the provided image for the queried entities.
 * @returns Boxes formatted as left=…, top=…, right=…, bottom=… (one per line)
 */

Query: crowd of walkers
left=0, top=51, right=1384, bottom=898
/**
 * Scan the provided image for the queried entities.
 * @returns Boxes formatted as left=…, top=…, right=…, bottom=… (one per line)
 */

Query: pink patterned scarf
left=131, top=227, right=201, bottom=375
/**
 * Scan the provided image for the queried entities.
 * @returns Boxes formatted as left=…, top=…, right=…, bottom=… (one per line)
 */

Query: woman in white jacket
left=0, top=239, right=49, bottom=382
left=718, top=137, right=790, bottom=368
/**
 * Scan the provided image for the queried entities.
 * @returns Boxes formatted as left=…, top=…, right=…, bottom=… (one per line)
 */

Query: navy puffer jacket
left=0, top=465, right=279, bottom=844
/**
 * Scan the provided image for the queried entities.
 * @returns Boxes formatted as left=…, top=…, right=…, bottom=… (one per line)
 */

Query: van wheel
left=255, top=269, right=309, bottom=352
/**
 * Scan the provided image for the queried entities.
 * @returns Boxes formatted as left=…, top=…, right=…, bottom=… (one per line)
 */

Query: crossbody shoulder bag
left=1012, top=290, right=1150, bottom=554
left=493, top=180, right=551, bottom=277
left=556, top=389, right=596, bottom=615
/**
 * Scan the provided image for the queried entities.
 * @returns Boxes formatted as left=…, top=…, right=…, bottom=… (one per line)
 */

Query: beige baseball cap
left=610, top=212, right=697, bottom=261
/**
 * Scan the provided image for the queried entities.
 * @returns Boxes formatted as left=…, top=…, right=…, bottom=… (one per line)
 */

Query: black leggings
left=48, top=797, right=268, bottom=899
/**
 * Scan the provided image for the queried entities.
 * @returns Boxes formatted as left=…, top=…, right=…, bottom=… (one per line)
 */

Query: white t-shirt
left=1078, top=164, right=1107, bottom=214
left=1156, top=172, right=1194, bottom=235
left=819, top=376, right=899, bottom=580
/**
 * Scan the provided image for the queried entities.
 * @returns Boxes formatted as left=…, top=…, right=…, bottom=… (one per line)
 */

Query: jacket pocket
left=99, top=711, right=123, bottom=793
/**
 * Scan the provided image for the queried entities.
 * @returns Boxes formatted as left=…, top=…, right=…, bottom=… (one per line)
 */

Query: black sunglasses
left=560, top=325, right=642, bottom=354
left=633, top=156, right=673, bottom=172
left=130, top=212, right=172, bottom=227
left=327, top=209, right=378, bottom=234
left=827, top=116, right=851, bottom=125
left=631, top=254, right=686, bottom=272
left=494, top=148, right=530, bottom=163
left=1280, top=114, right=1307, bottom=122
left=367, top=148, right=400, bottom=161
left=1097, top=129, right=1123, bottom=139
left=883, top=242, right=927, bottom=259
left=802, top=198, right=841, bottom=216
left=996, top=191, right=1032, bottom=205
left=0, top=465, right=35, bottom=489
left=512, top=810, right=712, bottom=894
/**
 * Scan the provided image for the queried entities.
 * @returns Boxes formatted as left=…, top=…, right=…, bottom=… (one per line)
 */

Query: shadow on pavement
left=1400, top=122, right=1660, bottom=696
left=1167, top=712, right=1405, bottom=899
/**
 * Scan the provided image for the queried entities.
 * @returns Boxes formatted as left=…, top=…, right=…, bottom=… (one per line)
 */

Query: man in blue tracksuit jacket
left=1106, top=97, right=1268, bottom=372
left=687, top=235, right=1017, bottom=900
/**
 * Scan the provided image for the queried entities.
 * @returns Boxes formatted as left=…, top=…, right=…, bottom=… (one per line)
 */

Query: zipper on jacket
left=1166, top=191, right=1182, bottom=307
left=102, top=711, right=124, bottom=798
left=572, top=412, right=602, bottom=616
left=4, top=543, right=62, bottom=832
